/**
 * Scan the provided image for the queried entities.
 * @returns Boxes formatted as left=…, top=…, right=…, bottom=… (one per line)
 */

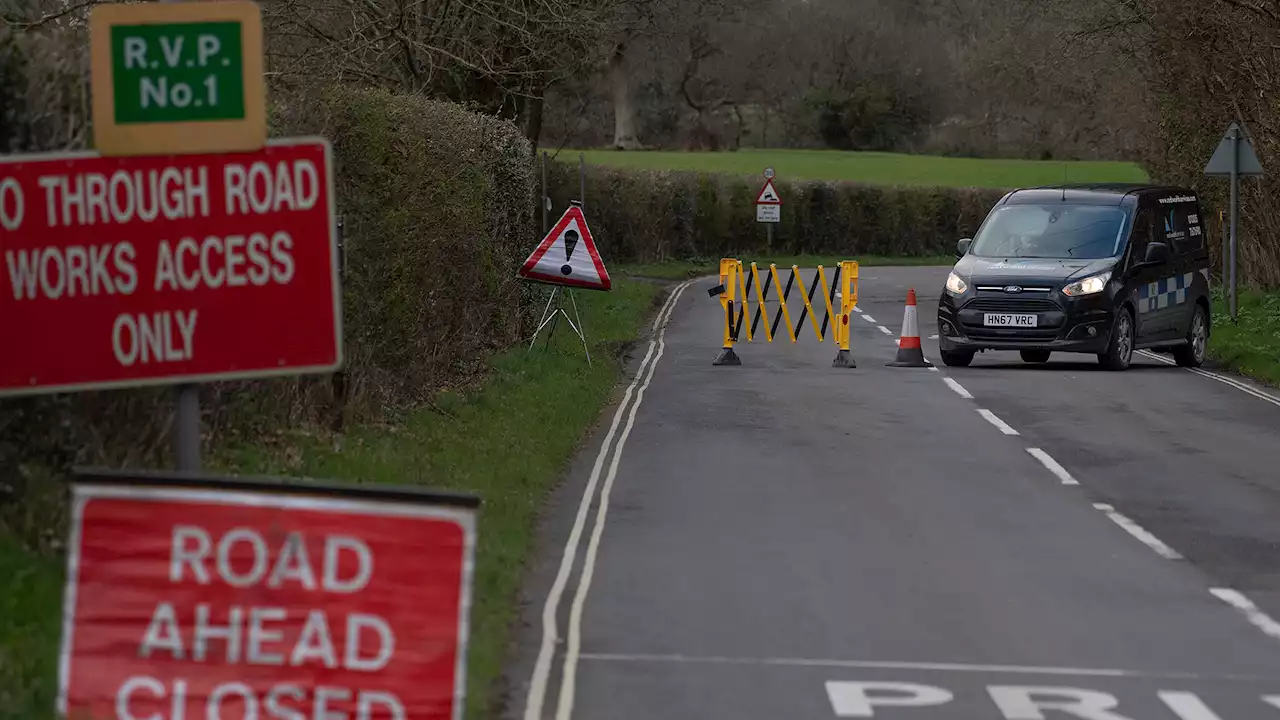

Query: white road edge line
left=553, top=282, right=690, bottom=720
left=523, top=280, right=692, bottom=720
left=1093, top=503, right=1183, bottom=560
left=576, top=652, right=1224, bottom=680
left=861, top=314, right=877, bottom=323
left=878, top=326, right=894, bottom=335
left=1138, top=349, right=1280, bottom=409
left=976, top=408, right=1018, bottom=435
left=1026, top=448, right=1079, bottom=485
left=1210, top=587, right=1280, bottom=641
left=943, top=377, right=972, bottom=399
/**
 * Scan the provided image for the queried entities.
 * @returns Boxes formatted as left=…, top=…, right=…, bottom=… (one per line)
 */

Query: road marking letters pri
left=827, top=680, right=1280, bottom=718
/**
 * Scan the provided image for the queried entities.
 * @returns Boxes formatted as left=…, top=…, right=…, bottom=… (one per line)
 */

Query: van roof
left=1004, top=183, right=1197, bottom=206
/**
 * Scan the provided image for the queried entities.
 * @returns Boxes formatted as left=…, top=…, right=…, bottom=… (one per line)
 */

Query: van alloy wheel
left=1174, top=305, right=1208, bottom=367
left=1098, top=309, right=1133, bottom=371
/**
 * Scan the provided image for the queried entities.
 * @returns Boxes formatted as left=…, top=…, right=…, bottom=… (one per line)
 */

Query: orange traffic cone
left=887, top=288, right=934, bottom=368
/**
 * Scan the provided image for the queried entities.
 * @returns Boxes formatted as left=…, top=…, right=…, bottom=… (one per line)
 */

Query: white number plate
left=984, top=313, right=1038, bottom=328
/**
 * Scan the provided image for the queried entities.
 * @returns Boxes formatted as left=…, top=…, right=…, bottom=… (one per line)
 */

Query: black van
left=937, top=184, right=1211, bottom=370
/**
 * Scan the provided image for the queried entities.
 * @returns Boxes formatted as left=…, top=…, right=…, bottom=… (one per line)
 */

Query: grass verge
left=0, top=278, right=664, bottom=720
left=560, top=148, right=1148, bottom=188
left=622, top=255, right=955, bottom=280
left=1208, top=289, right=1280, bottom=386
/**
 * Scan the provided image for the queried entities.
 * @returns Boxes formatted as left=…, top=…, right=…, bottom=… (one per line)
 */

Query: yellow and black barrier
left=706, top=258, right=859, bottom=367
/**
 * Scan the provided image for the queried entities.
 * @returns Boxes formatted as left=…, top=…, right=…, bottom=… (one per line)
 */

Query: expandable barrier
left=707, top=258, right=859, bottom=367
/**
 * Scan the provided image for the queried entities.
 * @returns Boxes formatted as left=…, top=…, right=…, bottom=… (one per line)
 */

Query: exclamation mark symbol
left=561, top=229, right=579, bottom=276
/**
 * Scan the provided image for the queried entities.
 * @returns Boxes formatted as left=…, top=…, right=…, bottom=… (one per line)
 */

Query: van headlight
left=1062, top=271, right=1112, bottom=297
left=945, top=272, right=968, bottom=295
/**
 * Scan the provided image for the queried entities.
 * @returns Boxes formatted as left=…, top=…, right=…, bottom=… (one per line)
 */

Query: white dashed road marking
left=1210, top=588, right=1280, bottom=641
left=977, top=409, right=1019, bottom=435
left=861, top=314, right=878, bottom=323
left=1093, top=503, right=1183, bottom=560
left=943, top=378, right=972, bottom=399
left=878, top=326, right=894, bottom=335
left=1025, top=448, right=1079, bottom=486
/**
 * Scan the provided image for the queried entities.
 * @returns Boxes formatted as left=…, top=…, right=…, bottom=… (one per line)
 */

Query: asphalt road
left=507, top=266, right=1280, bottom=720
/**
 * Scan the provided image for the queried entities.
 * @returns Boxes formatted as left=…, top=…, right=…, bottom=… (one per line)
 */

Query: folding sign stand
left=529, top=285, right=592, bottom=366
left=519, top=202, right=612, bottom=366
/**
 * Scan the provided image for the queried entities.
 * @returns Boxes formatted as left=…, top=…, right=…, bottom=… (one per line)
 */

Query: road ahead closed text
left=61, top=487, right=475, bottom=720
left=0, top=139, right=340, bottom=395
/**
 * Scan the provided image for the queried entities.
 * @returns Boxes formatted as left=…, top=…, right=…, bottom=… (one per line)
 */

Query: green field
left=562, top=148, right=1148, bottom=189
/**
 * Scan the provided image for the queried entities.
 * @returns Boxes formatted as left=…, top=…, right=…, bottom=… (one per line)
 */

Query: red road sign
left=519, top=205, right=610, bottom=290
left=59, top=472, right=478, bottom=720
left=0, top=138, right=342, bottom=396
left=755, top=179, right=781, bottom=205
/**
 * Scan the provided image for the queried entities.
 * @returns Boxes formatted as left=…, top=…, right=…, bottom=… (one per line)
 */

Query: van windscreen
left=969, top=204, right=1130, bottom=259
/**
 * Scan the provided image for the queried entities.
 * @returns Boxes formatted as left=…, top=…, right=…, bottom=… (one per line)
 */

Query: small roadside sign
left=58, top=469, right=478, bottom=720
left=90, top=1, right=266, bottom=156
left=520, top=205, right=611, bottom=290
left=756, top=204, right=781, bottom=223
left=1203, top=120, right=1265, bottom=321
left=1205, top=121, right=1264, bottom=176
left=0, top=138, right=342, bottom=397
left=756, top=177, right=781, bottom=223
left=763, top=166, right=775, bottom=180
left=755, top=179, right=781, bottom=205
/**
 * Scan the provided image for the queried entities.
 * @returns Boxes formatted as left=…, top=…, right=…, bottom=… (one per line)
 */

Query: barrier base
left=712, top=347, right=742, bottom=366
left=886, top=347, right=934, bottom=368
left=832, top=349, right=856, bottom=368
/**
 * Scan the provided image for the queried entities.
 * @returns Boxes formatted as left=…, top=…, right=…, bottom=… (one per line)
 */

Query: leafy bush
left=545, top=161, right=1005, bottom=263
left=0, top=87, right=535, bottom=550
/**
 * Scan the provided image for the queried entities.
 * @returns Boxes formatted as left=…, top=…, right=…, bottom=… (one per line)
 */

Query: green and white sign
left=91, top=1, right=265, bottom=156
left=111, top=21, right=246, bottom=124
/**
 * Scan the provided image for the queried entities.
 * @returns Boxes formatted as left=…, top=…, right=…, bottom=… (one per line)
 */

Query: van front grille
left=964, top=297, right=1061, bottom=312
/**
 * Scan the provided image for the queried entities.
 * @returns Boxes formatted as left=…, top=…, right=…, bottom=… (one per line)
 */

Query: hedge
left=0, top=87, right=536, bottom=551
left=544, top=160, right=1007, bottom=263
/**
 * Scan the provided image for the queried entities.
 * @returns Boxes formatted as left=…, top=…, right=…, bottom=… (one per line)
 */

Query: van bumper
left=937, top=294, right=1115, bottom=354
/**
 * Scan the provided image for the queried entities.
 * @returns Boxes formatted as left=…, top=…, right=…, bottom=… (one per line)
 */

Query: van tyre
left=1020, top=350, right=1051, bottom=363
left=940, top=349, right=974, bottom=367
left=1173, top=304, right=1208, bottom=368
left=1098, top=308, right=1134, bottom=371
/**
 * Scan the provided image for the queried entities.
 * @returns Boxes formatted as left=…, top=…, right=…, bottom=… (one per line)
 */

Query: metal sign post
left=756, top=167, right=781, bottom=251
left=1204, top=120, right=1265, bottom=321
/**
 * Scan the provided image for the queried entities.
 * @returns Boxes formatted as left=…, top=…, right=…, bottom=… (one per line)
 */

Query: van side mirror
left=956, top=238, right=972, bottom=259
left=1143, top=241, right=1170, bottom=266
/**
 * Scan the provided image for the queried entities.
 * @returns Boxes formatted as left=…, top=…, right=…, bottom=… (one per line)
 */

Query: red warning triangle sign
left=756, top=179, right=781, bottom=205
left=519, top=205, right=611, bottom=291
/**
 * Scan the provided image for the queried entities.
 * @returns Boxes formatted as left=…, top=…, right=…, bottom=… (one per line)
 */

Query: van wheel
left=1097, top=308, right=1134, bottom=371
left=1020, top=350, right=1051, bottom=363
left=1173, top=304, right=1208, bottom=368
left=940, top=349, right=974, bottom=367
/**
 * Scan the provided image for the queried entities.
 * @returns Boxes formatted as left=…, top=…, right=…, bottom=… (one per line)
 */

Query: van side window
left=1158, top=200, right=1202, bottom=255
left=1177, top=204, right=1205, bottom=253
left=1128, top=208, right=1152, bottom=268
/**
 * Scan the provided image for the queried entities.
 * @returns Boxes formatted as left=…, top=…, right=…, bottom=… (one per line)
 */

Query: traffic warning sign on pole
left=519, top=204, right=610, bottom=290
left=755, top=178, right=782, bottom=223
left=756, top=179, right=781, bottom=204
